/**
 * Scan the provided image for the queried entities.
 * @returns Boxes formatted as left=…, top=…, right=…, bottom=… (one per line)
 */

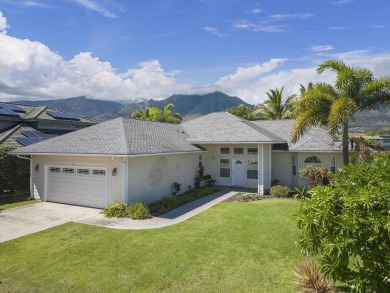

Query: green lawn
left=0, top=196, right=39, bottom=210
left=0, top=199, right=303, bottom=292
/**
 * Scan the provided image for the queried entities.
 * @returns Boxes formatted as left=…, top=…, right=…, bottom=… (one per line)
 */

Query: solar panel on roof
left=21, top=130, right=52, bottom=138
left=21, top=131, right=40, bottom=138
left=6, top=104, right=26, bottom=113
left=14, top=137, right=34, bottom=146
left=0, top=107, right=19, bottom=117
left=46, top=111, right=80, bottom=121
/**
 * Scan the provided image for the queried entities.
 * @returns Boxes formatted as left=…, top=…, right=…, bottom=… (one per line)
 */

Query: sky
left=0, top=0, right=389, bottom=104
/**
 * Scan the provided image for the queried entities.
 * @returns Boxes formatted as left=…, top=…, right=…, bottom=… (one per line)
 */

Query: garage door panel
left=47, top=165, right=107, bottom=208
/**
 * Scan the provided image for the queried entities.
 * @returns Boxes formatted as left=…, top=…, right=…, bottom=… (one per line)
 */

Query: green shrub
left=293, top=186, right=312, bottom=199
left=103, top=201, right=129, bottom=218
left=149, top=186, right=219, bottom=216
left=0, top=146, right=30, bottom=195
left=296, top=153, right=390, bottom=292
left=127, top=202, right=151, bottom=219
left=299, top=165, right=333, bottom=186
left=269, top=185, right=291, bottom=197
left=103, top=201, right=151, bottom=219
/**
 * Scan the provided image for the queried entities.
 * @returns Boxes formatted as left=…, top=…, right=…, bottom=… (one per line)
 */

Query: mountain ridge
left=12, top=91, right=390, bottom=128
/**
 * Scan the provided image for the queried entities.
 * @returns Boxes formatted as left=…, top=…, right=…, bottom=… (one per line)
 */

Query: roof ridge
left=0, top=124, right=22, bottom=144
left=242, top=120, right=286, bottom=142
left=118, top=117, right=131, bottom=154
left=31, top=106, right=47, bottom=119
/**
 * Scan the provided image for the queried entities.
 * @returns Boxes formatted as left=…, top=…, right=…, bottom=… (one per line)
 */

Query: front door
left=232, top=159, right=245, bottom=186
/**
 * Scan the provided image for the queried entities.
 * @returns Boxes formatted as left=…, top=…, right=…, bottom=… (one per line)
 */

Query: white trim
left=268, top=145, right=272, bottom=188
left=272, top=150, right=342, bottom=153
left=261, top=144, right=264, bottom=195
left=44, top=165, right=48, bottom=201
left=189, top=141, right=281, bottom=145
left=12, top=151, right=206, bottom=157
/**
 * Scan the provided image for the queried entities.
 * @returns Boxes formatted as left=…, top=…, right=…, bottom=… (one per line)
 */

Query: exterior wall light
left=112, top=167, right=117, bottom=176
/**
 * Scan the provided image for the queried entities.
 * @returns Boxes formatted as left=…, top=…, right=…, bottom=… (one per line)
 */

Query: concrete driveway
left=0, top=202, right=102, bottom=243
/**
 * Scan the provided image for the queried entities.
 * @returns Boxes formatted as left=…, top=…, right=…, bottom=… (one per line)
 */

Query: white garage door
left=47, top=165, right=107, bottom=208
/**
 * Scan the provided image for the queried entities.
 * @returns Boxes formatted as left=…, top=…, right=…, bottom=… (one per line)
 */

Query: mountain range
left=14, top=91, right=390, bottom=129
left=16, top=91, right=251, bottom=121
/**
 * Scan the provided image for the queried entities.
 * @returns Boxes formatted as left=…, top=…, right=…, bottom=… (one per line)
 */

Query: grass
left=0, top=195, right=39, bottom=210
left=0, top=199, right=303, bottom=292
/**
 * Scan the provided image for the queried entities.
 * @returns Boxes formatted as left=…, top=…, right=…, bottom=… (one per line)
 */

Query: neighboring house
left=349, top=132, right=390, bottom=151
left=0, top=102, right=97, bottom=148
left=11, top=112, right=343, bottom=208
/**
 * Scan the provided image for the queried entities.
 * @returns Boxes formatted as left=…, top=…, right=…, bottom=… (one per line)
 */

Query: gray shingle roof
left=252, top=120, right=342, bottom=152
left=181, top=112, right=285, bottom=143
left=0, top=124, right=37, bottom=148
left=11, top=118, right=203, bottom=156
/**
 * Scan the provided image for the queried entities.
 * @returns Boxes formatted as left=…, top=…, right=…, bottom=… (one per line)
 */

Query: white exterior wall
left=199, top=144, right=271, bottom=191
left=127, top=153, right=200, bottom=204
left=272, top=152, right=292, bottom=187
left=272, top=151, right=344, bottom=187
left=31, top=155, right=124, bottom=205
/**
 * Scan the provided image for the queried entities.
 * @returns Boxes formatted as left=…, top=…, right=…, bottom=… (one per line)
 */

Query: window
left=220, top=148, right=230, bottom=154
left=247, top=148, right=258, bottom=155
left=63, top=168, right=75, bottom=174
left=92, top=169, right=106, bottom=175
left=77, top=168, right=90, bottom=175
left=304, top=156, right=321, bottom=167
left=331, top=156, right=336, bottom=173
left=234, top=148, right=244, bottom=154
left=50, top=167, right=60, bottom=173
left=247, top=160, right=258, bottom=179
left=292, top=155, right=296, bottom=175
left=220, top=159, right=230, bottom=177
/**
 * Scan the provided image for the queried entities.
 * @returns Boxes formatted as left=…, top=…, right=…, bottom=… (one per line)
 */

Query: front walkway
left=0, top=187, right=254, bottom=242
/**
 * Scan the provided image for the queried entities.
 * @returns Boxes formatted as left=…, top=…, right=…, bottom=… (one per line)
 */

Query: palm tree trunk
left=342, top=122, right=349, bottom=165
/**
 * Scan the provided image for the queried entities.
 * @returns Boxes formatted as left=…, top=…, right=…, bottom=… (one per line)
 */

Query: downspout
left=16, top=154, right=34, bottom=200
left=111, top=157, right=128, bottom=204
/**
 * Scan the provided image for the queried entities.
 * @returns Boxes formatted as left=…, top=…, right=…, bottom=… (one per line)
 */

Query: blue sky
left=0, top=0, right=389, bottom=104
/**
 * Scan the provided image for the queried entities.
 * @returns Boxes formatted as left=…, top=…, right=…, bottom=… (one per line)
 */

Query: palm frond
left=327, top=97, right=357, bottom=136
left=317, top=60, right=346, bottom=74
left=361, top=77, right=390, bottom=109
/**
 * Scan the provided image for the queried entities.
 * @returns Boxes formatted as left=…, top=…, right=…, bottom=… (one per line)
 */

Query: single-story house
left=11, top=112, right=343, bottom=208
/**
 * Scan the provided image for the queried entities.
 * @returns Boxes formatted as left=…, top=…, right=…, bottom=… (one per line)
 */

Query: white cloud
left=216, top=59, right=287, bottom=88
left=233, top=20, right=287, bottom=32
left=270, top=13, right=314, bottom=20
left=203, top=26, right=227, bottom=37
left=72, top=0, right=117, bottom=18
left=0, top=11, right=9, bottom=33
left=311, top=44, right=334, bottom=52
left=329, top=0, right=355, bottom=5
left=0, top=32, right=189, bottom=101
left=248, top=8, right=262, bottom=14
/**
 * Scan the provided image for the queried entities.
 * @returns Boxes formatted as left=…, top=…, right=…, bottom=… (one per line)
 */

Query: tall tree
left=291, top=60, right=390, bottom=165
left=225, top=104, right=256, bottom=120
left=253, top=87, right=296, bottom=119
left=161, top=103, right=182, bottom=123
left=131, top=103, right=182, bottom=124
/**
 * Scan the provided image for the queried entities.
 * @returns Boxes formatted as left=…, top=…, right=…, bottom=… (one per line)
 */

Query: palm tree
left=131, top=103, right=182, bottom=124
left=161, top=103, right=182, bottom=123
left=253, top=87, right=296, bottom=119
left=131, top=107, right=162, bottom=121
left=291, top=60, right=390, bottom=165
